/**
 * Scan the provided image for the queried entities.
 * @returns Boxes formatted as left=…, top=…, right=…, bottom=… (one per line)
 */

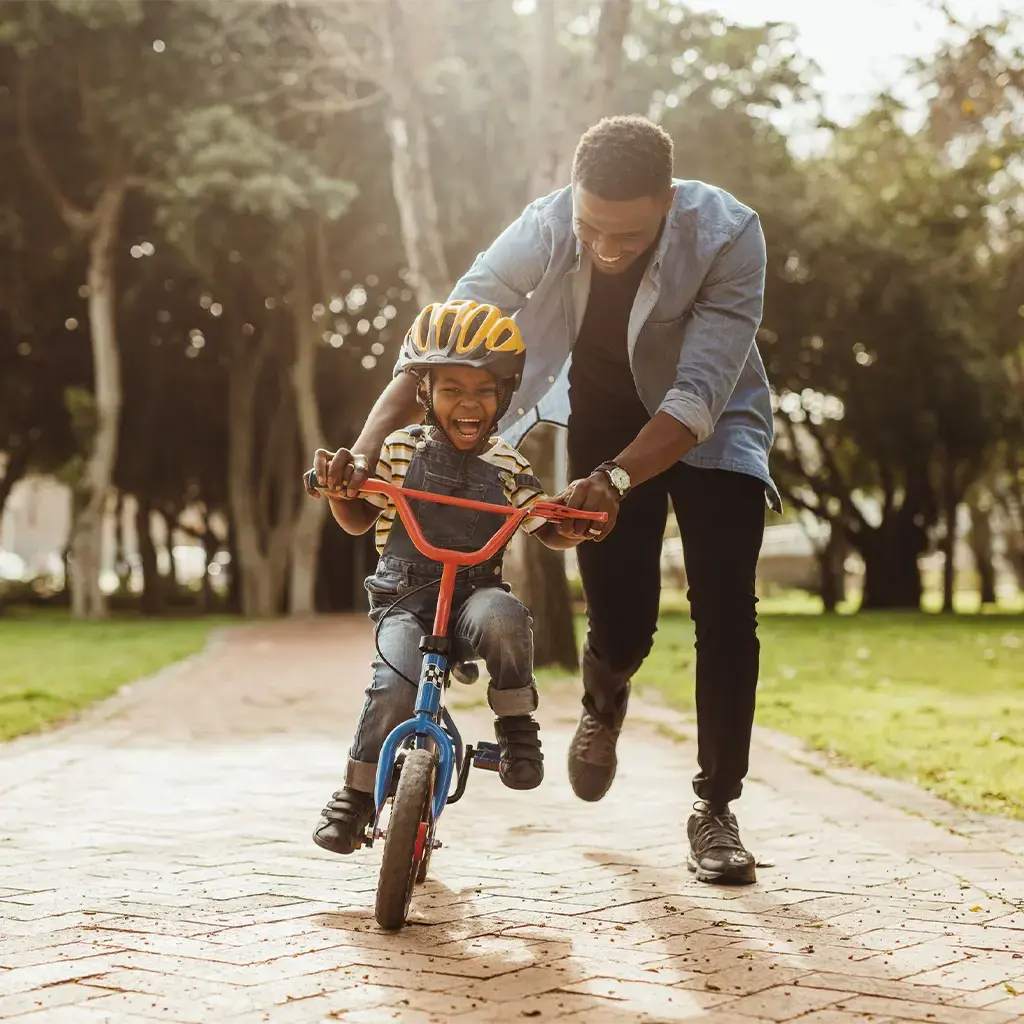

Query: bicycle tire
left=375, top=747, right=435, bottom=930
left=415, top=762, right=438, bottom=885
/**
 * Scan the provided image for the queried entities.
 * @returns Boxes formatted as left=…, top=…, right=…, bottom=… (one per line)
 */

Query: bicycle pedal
left=472, top=741, right=500, bottom=771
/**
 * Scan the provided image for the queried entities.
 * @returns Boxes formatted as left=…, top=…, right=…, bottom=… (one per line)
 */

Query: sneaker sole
left=686, top=852, right=756, bottom=885
left=567, top=761, right=616, bottom=802
left=312, top=830, right=361, bottom=856
left=499, top=768, right=545, bottom=791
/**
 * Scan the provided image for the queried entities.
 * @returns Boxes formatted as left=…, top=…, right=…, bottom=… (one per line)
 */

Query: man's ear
left=662, top=184, right=677, bottom=216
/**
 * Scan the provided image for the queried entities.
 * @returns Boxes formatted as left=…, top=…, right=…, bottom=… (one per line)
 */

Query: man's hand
left=305, top=447, right=372, bottom=500
left=552, top=473, right=620, bottom=542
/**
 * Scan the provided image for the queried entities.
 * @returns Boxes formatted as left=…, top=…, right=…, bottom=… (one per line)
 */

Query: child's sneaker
left=312, top=787, right=375, bottom=855
left=494, top=715, right=544, bottom=790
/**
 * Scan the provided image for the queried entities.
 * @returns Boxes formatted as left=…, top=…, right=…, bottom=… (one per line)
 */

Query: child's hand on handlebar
left=306, top=447, right=373, bottom=500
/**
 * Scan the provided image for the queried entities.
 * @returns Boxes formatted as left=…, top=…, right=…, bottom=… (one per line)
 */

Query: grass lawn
left=0, top=611, right=227, bottom=742
left=634, top=609, right=1024, bottom=821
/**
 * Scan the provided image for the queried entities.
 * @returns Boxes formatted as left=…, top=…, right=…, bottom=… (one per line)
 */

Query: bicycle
left=305, top=470, right=606, bottom=930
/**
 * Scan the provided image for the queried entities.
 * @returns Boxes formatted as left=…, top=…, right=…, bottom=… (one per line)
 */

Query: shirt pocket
left=635, top=315, right=688, bottom=399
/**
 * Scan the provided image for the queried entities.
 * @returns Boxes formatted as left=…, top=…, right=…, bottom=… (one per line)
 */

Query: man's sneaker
left=686, top=801, right=756, bottom=885
left=312, top=787, right=375, bottom=855
left=567, top=702, right=624, bottom=802
left=494, top=715, right=544, bottom=790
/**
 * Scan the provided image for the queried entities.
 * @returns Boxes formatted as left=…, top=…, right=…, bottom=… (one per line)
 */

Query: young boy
left=308, top=300, right=585, bottom=856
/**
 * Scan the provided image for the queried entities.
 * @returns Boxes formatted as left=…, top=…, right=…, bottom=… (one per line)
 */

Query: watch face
left=609, top=466, right=630, bottom=493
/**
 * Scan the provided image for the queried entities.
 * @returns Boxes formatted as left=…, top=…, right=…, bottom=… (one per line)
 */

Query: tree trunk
left=0, top=445, right=31, bottom=525
left=198, top=508, right=218, bottom=613
left=288, top=234, right=327, bottom=615
left=993, top=459, right=1024, bottom=592
left=68, top=181, right=126, bottom=619
left=968, top=497, right=997, bottom=606
left=226, top=519, right=241, bottom=614
left=818, top=521, right=846, bottom=613
left=113, top=491, right=130, bottom=593
left=228, top=326, right=277, bottom=617
left=160, top=508, right=179, bottom=591
left=854, top=517, right=925, bottom=611
left=227, top=321, right=298, bottom=618
left=518, top=425, right=579, bottom=670
left=941, top=495, right=959, bottom=616
left=135, top=495, right=163, bottom=616
left=585, top=1, right=633, bottom=115
left=382, top=0, right=452, bottom=306
left=527, top=0, right=564, bottom=198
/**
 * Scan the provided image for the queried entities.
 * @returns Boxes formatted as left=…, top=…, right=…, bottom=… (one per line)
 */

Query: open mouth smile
left=452, top=418, right=483, bottom=441
left=591, top=249, right=628, bottom=267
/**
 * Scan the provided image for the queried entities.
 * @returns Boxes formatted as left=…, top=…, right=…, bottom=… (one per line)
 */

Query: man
left=317, top=115, right=779, bottom=885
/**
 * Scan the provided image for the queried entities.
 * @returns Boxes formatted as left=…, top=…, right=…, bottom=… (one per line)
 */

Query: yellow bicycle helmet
left=398, top=301, right=527, bottom=431
left=399, top=300, right=525, bottom=386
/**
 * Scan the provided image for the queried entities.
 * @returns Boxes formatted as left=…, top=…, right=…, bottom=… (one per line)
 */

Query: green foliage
left=158, top=105, right=357, bottom=223
left=49, top=0, right=141, bottom=28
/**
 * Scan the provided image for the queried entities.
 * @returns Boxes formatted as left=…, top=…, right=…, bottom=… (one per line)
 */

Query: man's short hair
left=572, top=115, right=674, bottom=201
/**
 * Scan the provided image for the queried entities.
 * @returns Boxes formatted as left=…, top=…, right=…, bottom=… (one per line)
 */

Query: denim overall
left=345, top=427, right=540, bottom=793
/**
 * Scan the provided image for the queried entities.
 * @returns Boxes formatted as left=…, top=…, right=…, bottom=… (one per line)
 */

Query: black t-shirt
left=567, top=236, right=658, bottom=461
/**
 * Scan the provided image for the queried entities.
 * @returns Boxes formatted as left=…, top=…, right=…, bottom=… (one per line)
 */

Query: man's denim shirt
left=444, top=180, right=781, bottom=512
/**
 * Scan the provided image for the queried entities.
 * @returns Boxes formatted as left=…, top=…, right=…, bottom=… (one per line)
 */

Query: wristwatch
left=594, top=461, right=631, bottom=501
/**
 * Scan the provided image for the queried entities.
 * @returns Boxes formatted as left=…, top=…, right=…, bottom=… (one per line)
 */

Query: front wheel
left=375, top=747, right=435, bottom=930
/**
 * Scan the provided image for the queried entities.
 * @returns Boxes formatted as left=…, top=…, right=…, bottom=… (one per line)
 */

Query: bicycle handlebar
left=305, top=470, right=607, bottom=567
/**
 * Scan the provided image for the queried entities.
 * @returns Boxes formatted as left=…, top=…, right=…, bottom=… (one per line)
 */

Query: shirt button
left=493, top=566, right=501, bottom=575
left=516, top=407, right=525, bottom=415
left=548, top=376, right=556, bottom=383
left=415, top=440, right=426, bottom=450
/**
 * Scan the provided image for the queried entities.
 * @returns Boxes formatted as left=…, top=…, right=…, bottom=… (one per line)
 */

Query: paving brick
left=77, top=990, right=216, bottom=1023
left=0, top=954, right=121, bottom=998
left=720, top=983, right=849, bottom=1020
left=908, top=953, right=1024, bottom=992
left=2, top=617, right=1023, bottom=1023
left=835, top=994, right=1022, bottom=1023
left=0, top=982, right=107, bottom=1019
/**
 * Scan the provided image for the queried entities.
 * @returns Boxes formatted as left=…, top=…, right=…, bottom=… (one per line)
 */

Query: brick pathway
left=2, top=618, right=1023, bottom=1024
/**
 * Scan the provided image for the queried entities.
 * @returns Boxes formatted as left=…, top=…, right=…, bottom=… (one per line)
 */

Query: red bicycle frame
left=316, top=477, right=607, bottom=637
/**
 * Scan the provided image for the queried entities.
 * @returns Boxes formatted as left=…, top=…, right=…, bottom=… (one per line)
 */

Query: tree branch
left=0, top=443, right=32, bottom=519
left=288, top=89, right=386, bottom=115
left=776, top=481, right=824, bottom=518
left=800, top=415, right=869, bottom=529
left=776, top=416, right=845, bottom=512
left=16, top=60, right=92, bottom=232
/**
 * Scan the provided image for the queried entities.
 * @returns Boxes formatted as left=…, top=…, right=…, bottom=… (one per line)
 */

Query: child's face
left=429, top=366, right=500, bottom=450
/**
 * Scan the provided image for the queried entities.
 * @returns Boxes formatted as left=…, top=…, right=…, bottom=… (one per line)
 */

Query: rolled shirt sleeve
left=656, top=214, right=767, bottom=444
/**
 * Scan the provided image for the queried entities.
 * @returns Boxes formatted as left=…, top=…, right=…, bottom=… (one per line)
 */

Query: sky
left=682, top=0, right=1016, bottom=123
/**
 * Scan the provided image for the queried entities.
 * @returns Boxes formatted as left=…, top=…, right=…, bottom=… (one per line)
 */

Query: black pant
left=569, top=429, right=765, bottom=807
